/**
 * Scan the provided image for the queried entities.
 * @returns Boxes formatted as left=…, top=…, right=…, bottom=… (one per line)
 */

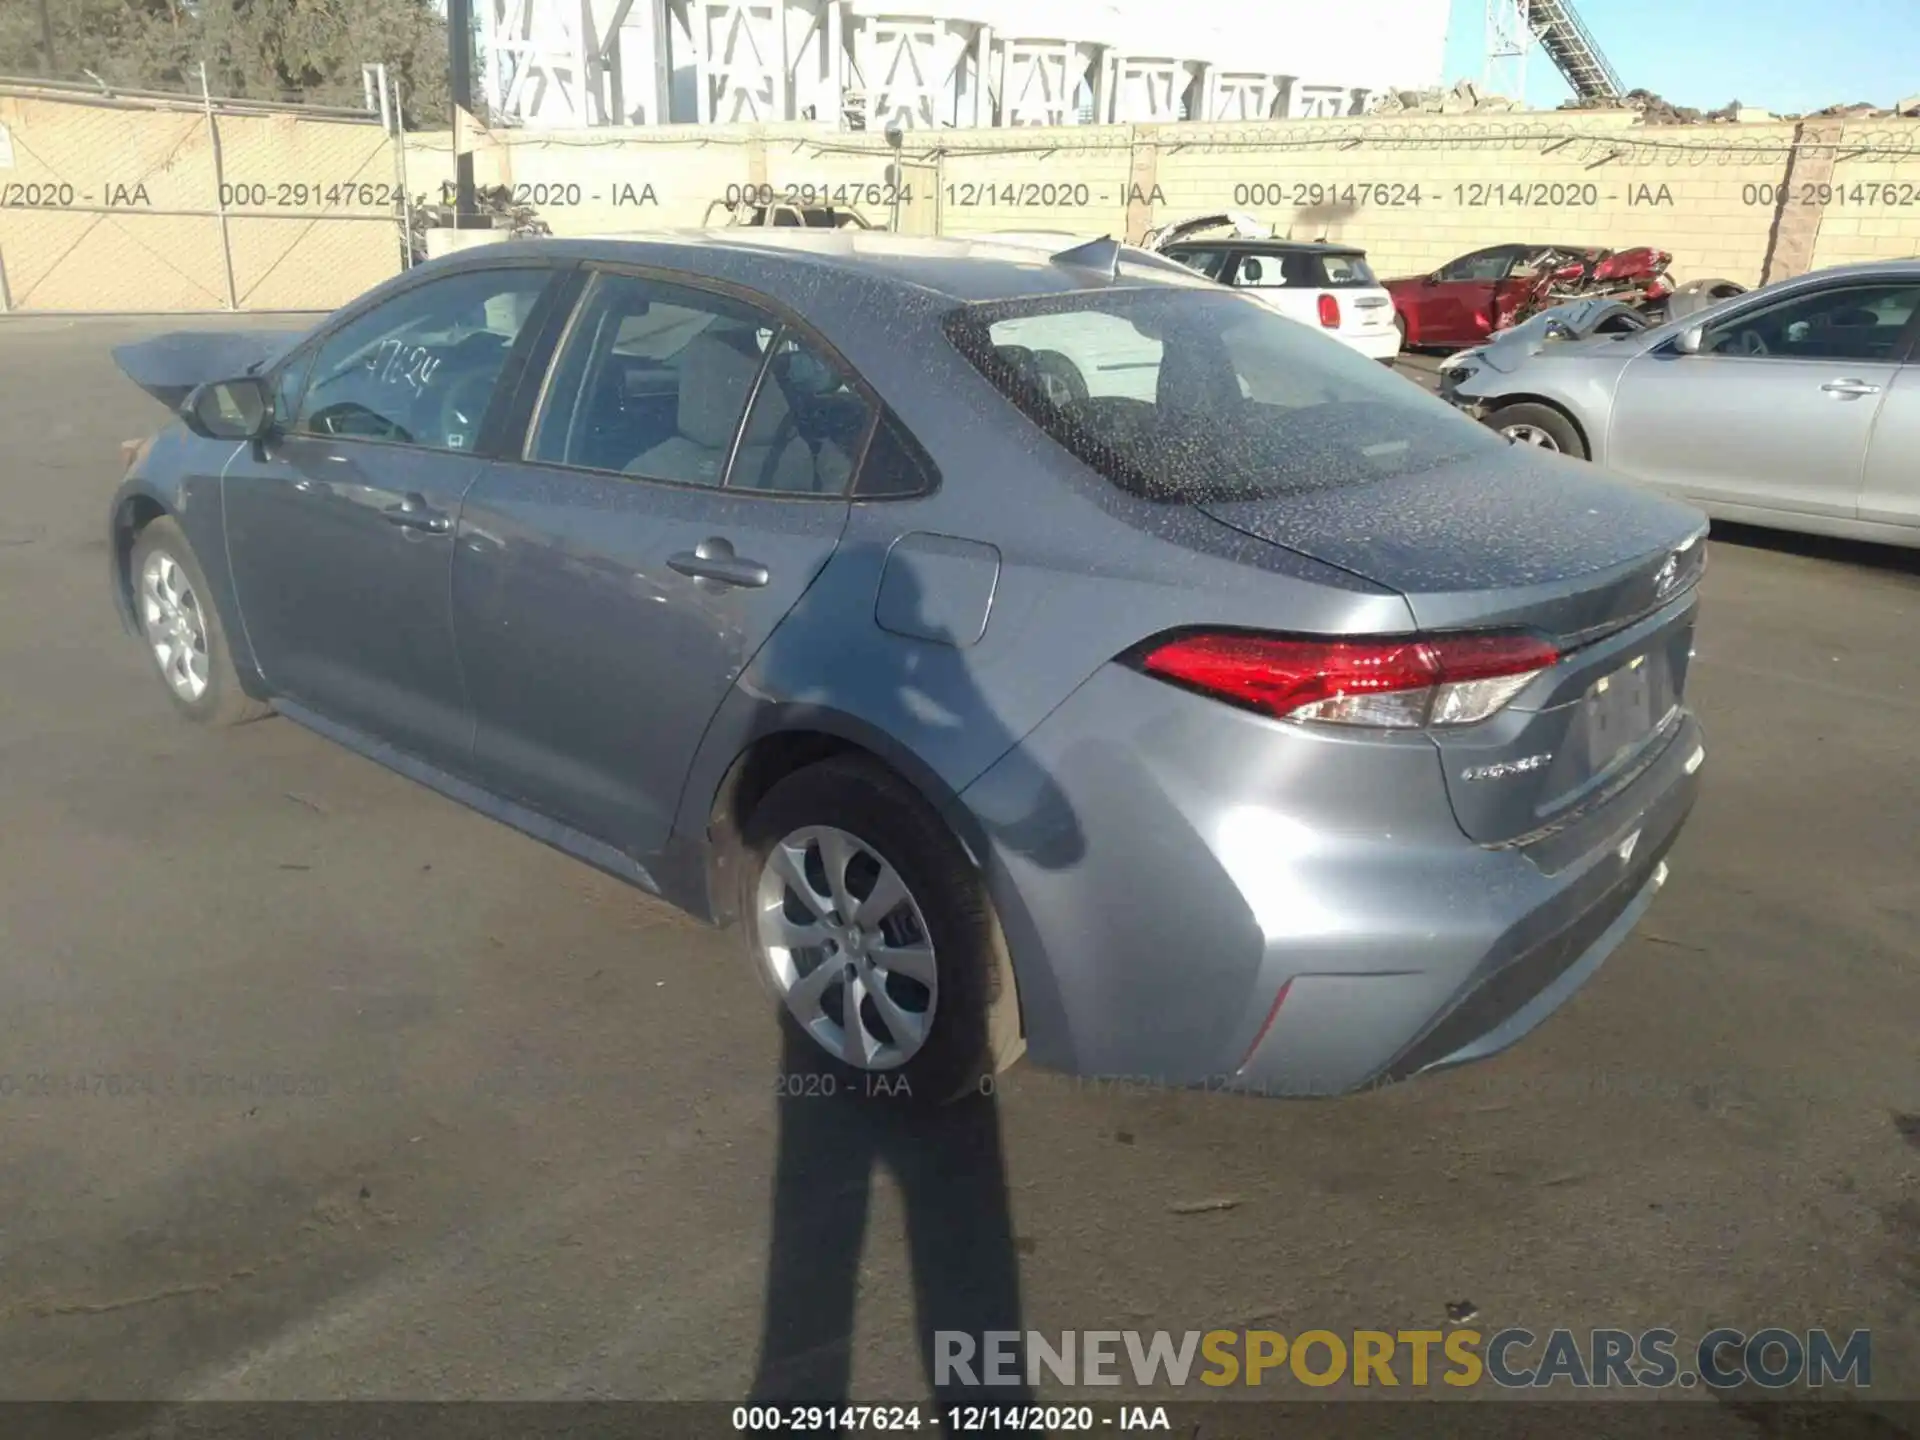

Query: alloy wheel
left=139, top=549, right=210, bottom=702
left=1502, top=423, right=1562, bottom=451
left=755, top=824, right=937, bottom=1069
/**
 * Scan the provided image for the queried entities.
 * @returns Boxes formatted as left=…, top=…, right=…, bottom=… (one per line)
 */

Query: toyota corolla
left=107, top=231, right=1709, bottom=1103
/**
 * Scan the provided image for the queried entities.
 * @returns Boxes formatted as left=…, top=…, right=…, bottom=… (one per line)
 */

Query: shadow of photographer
left=745, top=547, right=1085, bottom=1434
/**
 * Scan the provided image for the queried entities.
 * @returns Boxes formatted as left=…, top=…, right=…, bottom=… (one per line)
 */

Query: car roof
left=447, top=230, right=1219, bottom=307
left=1164, top=238, right=1364, bottom=256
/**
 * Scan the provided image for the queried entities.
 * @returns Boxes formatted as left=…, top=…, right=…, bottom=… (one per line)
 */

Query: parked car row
left=1139, top=215, right=1747, bottom=358
left=108, top=227, right=1712, bottom=1110
left=1129, top=215, right=1912, bottom=550
left=1437, top=260, right=1920, bottom=549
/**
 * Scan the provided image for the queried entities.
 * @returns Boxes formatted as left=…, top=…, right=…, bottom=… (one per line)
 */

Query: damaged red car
left=1385, top=243, right=1728, bottom=349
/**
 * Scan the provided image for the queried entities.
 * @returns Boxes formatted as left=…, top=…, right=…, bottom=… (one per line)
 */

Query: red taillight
left=1136, top=631, right=1559, bottom=729
left=1317, top=293, right=1341, bottom=329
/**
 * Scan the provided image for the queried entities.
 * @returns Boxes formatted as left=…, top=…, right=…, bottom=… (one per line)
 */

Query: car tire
left=129, top=517, right=272, bottom=728
left=737, top=755, right=1024, bottom=1106
left=1486, top=402, right=1587, bottom=459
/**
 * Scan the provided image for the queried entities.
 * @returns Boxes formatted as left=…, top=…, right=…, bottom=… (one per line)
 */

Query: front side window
left=530, top=272, right=777, bottom=485
left=1701, top=281, right=1920, bottom=362
left=273, top=347, right=316, bottom=428
left=945, top=287, right=1505, bottom=504
left=293, top=268, right=550, bottom=451
left=1439, top=250, right=1515, bottom=283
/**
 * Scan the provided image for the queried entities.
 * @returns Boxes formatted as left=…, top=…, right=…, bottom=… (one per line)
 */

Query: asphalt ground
left=0, top=317, right=1915, bottom=1422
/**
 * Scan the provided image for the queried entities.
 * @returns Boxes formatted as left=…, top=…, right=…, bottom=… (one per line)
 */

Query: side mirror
left=1424, top=272, right=1442, bottom=286
left=182, top=376, right=274, bottom=440
left=1672, top=325, right=1706, bottom=356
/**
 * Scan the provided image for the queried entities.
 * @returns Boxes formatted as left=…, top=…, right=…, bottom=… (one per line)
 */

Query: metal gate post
left=201, top=62, right=241, bottom=311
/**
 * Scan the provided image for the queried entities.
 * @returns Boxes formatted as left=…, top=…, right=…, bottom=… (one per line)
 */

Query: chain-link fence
left=0, top=78, right=410, bottom=313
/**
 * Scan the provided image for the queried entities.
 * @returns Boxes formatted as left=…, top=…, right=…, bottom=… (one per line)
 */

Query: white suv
left=1161, top=238, right=1403, bottom=364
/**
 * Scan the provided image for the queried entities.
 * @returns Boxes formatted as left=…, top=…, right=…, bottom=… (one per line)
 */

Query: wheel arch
left=678, top=707, right=1029, bottom=1059
left=1481, top=394, right=1592, bottom=457
left=687, top=706, right=995, bottom=931
left=109, top=490, right=171, bottom=636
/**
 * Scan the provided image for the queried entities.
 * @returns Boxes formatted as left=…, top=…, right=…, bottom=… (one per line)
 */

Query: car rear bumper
left=957, top=663, right=1703, bottom=1099
left=1339, top=327, right=1402, bottom=361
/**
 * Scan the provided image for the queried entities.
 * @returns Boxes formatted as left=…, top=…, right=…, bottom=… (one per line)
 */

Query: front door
left=1860, top=360, right=1920, bottom=529
left=1411, top=247, right=1520, bottom=346
left=1608, top=278, right=1920, bottom=518
left=450, top=269, right=876, bottom=857
left=222, top=265, right=558, bottom=770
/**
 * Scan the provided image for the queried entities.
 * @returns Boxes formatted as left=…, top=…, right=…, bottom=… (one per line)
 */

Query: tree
left=0, top=0, right=452, bottom=128
left=0, top=0, right=188, bottom=88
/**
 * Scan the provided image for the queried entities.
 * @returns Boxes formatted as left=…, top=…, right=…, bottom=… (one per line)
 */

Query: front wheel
left=1486, top=402, right=1588, bottom=460
left=738, top=756, right=1023, bottom=1105
left=129, top=517, right=271, bottom=727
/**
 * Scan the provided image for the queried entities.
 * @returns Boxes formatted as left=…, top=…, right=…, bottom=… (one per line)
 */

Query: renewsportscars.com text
left=934, top=1327, right=1873, bottom=1391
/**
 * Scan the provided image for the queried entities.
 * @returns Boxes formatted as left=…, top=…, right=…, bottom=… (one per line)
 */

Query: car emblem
left=1653, top=551, right=1682, bottom=600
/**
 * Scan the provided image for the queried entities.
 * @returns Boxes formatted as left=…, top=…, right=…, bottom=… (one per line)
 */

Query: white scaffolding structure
left=478, top=0, right=1452, bottom=129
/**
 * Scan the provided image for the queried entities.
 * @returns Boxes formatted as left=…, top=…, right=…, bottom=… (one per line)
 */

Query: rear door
left=449, top=267, right=875, bottom=857
left=223, top=263, right=561, bottom=771
left=1607, top=277, right=1920, bottom=518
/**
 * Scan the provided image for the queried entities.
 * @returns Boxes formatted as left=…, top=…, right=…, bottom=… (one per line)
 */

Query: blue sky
left=1440, top=0, right=1920, bottom=114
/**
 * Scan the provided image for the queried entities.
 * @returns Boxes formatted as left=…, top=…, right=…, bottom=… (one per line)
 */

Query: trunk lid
left=112, top=328, right=308, bottom=410
left=1198, top=444, right=1709, bottom=845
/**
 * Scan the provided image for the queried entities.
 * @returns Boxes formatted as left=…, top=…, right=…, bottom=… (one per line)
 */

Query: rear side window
left=730, top=332, right=876, bottom=495
left=530, top=271, right=775, bottom=484
left=1168, top=247, right=1230, bottom=280
left=944, top=288, right=1503, bottom=504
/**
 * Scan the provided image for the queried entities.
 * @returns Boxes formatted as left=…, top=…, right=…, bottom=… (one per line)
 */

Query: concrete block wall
left=410, top=112, right=1920, bottom=291
left=6, top=89, right=1920, bottom=312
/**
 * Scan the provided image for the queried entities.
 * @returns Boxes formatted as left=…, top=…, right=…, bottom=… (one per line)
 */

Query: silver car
left=108, top=231, right=1709, bottom=1105
left=1445, top=260, right=1920, bottom=547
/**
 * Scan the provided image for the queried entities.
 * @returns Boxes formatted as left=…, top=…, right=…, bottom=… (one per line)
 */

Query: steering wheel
left=435, top=370, right=498, bottom=449
left=1732, top=328, right=1770, bottom=357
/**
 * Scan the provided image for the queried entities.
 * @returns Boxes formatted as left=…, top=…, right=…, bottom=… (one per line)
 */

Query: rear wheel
left=738, top=756, right=1023, bottom=1104
left=130, top=517, right=271, bottom=727
left=1486, top=402, right=1587, bottom=460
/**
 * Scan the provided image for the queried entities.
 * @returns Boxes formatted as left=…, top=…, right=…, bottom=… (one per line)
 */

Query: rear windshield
left=943, top=287, right=1504, bottom=504
left=1304, top=251, right=1376, bottom=287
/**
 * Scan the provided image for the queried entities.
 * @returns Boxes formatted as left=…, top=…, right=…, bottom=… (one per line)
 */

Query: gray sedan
left=1446, top=260, right=1920, bottom=547
left=107, top=231, right=1708, bottom=1104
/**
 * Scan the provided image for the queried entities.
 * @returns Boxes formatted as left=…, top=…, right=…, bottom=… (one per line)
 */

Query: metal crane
left=1486, top=0, right=1623, bottom=104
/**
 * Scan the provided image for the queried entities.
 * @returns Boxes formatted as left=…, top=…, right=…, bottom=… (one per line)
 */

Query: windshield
left=943, top=288, right=1506, bottom=504
left=1309, top=252, right=1376, bottom=287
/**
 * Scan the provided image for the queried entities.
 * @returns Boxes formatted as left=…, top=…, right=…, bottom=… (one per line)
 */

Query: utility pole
left=37, top=0, right=58, bottom=76
left=448, top=0, right=478, bottom=226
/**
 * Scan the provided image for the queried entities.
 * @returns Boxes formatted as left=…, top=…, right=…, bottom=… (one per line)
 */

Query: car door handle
left=668, top=537, right=770, bottom=588
left=1821, top=379, right=1882, bottom=398
left=381, top=494, right=452, bottom=533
